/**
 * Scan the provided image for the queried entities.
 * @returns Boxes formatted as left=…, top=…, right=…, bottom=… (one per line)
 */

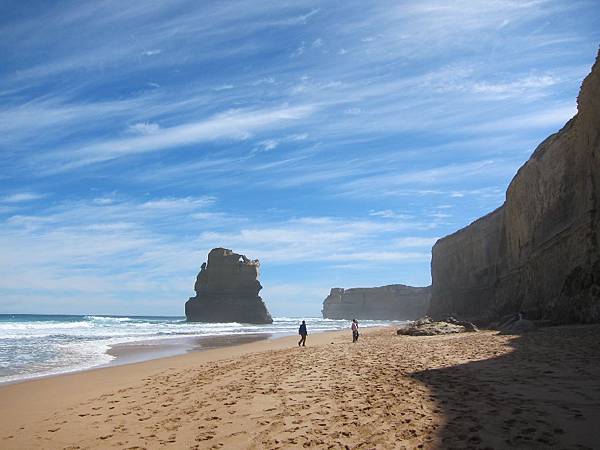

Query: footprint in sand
left=195, top=432, right=215, bottom=441
left=206, top=416, right=221, bottom=421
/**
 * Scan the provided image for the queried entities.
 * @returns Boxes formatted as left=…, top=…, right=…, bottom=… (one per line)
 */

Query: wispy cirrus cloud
left=128, top=122, right=161, bottom=135
left=1, top=192, right=46, bottom=203
left=1, top=2, right=323, bottom=87
left=41, top=105, right=315, bottom=171
left=1, top=0, right=598, bottom=315
left=464, top=104, right=577, bottom=133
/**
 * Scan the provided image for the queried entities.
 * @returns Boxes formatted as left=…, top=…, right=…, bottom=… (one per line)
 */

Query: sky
left=1, top=0, right=599, bottom=317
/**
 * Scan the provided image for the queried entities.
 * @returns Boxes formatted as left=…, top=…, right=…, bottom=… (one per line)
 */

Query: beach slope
left=1, top=326, right=599, bottom=449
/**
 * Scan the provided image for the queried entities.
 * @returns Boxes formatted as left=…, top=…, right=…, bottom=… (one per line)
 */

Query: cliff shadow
left=410, top=325, right=600, bottom=449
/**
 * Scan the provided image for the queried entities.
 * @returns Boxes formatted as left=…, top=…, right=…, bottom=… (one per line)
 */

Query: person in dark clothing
left=298, top=320, right=307, bottom=347
left=351, top=319, right=359, bottom=343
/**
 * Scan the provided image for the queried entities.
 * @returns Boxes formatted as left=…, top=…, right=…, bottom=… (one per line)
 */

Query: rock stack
left=185, top=248, right=273, bottom=324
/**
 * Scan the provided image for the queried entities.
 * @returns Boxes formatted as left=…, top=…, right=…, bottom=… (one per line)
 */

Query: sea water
left=0, top=314, right=403, bottom=384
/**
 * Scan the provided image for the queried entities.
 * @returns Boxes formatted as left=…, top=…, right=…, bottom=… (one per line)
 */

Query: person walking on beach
left=298, top=320, right=307, bottom=347
left=351, top=319, right=359, bottom=343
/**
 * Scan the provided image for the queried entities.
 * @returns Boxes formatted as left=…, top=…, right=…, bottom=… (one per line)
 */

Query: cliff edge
left=322, top=284, right=430, bottom=320
left=185, top=248, right=273, bottom=324
left=429, top=50, right=600, bottom=323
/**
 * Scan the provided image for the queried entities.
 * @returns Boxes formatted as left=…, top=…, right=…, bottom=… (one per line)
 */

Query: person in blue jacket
left=298, top=320, right=307, bottom=347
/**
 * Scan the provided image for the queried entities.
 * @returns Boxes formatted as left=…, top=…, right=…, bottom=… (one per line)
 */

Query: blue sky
left=1, top=1, right=598, bottom=317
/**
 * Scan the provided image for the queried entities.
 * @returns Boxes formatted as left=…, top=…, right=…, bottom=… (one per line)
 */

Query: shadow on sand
left=411, top=325, right=600, bottom=449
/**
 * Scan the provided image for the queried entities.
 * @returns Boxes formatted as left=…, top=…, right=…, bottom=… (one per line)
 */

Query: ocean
left=0, top=314, right=403, bottom=384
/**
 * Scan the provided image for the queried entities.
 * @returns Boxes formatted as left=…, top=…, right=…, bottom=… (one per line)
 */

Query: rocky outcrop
left=396, top=317, right=478, bottom=336
left=322, top=284, right=430, bottom=320
left=429, top=50, right=600, bottom=324
left=185, top=248, right=273, bottom=324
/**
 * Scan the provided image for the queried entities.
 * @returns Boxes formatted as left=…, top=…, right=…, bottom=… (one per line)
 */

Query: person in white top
left=351, top=319, right=359, bottom=343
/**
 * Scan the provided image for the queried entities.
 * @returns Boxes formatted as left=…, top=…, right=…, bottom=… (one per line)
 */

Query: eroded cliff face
left=322, top=284, right=430, bottom=320
left=430, top=51, right=600, bottom=323
left=185, top=248, right=273, bottom=324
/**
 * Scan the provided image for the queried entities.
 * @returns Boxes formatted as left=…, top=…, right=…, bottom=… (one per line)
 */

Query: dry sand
left=1, top=324, right=599, bottom=449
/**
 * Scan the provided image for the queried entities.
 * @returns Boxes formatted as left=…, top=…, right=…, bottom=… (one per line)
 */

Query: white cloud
left=253, top=133, right=309, bottom=153
left=269, top=8, right=320, bottom=26
left=291, top=42, right=306, bottom=58
left=344, top=107, right=361, bottom=115
left=140, top=196, right=215, bottom=210
left=45, top=105, right=316, bottom=171
left=261, top=282, right=330, bottom=316
left=2, top=193, right=46, bottom=203
left=128, top=121, right=161, bottom=135
left=93, top=197, right=114, bottom=205
left=393, top=237, right=439, bottom=248
left=0, top=196, right=219, bottom=300
left=142, top=49, right=161, bottom=56
left=472, top=74, right=558, bottom=96
left=213, top=84, right=234, bottom=91
left=336, top=160, right=510, bottom=198
left=0, top=96, right=154, bottom=144
left=369, top=210, right=412, bottom=220
left=258, top=139, right=278, bottom=151
left=197, top=214, right=434, bottom=265
left=465, top=104, right=576, bottom=133
left=249, top=77, right=275, bottom=86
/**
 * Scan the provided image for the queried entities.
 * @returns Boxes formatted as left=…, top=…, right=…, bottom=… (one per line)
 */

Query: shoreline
left=0, top=332, right=278, bottom=387
left=2, top=324, right=598, bottom=449
left=1, top=315, right=402, bottom=387
left=2, top=317, right=403, bottom=387
left=105, top=332, right=275, bottom=367
left=0, top=326, right=360, bottom=446
left=3, top=315, right=396, bottom=386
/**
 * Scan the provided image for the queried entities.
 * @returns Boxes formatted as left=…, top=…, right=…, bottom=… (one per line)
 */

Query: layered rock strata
left=185, top=248, right=273, bottom=324
left=322, top=284, right=430, bottom=320
left=429, top=51, right=600, bottom=323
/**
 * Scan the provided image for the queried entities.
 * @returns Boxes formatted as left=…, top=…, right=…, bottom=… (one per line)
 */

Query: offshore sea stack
left=322, top=284, right=431, bottom=320
left=429, top=51, right=600, bottom=324
left=185, top=248, right=273, bottom=324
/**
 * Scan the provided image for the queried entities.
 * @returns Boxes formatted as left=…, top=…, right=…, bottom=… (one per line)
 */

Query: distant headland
left=322, top=284, right=430, bottom=320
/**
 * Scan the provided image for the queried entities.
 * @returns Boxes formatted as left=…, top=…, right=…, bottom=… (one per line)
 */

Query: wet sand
left=106, top=333, right=272, bottom=366
left=1, top=325, right=599, bottom=449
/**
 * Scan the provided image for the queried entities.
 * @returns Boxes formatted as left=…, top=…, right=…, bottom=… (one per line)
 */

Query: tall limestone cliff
left=185, top=248, right=273, bottom=324
left=322, top=284, right=431, bottom=320
left=429, top=51, right=600, bottom=323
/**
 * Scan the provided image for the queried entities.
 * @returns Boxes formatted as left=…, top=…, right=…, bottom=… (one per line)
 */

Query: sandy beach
left=1, top=325, right=599, bottom=449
